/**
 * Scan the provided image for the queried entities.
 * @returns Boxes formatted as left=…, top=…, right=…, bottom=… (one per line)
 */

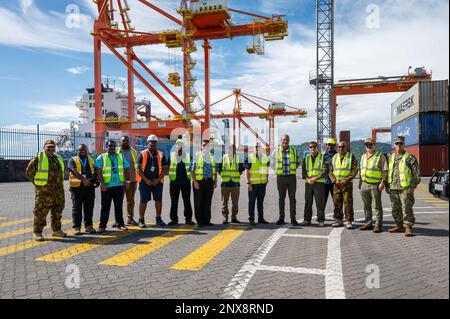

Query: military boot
left=332, top=219, right=343, bottom=227
left=33, top=233, right=45, bottom=242
left=404, top=226, right=414, bottom=237
left=388, top=225, right=404, bottom=233
left=52, top=230, right=67, bottom=238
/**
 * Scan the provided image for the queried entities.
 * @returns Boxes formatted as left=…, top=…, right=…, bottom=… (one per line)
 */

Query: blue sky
left=0, top=0, right=448, bottom=143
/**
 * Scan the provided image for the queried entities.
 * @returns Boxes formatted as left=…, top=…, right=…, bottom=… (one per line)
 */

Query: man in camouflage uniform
left=386, top=136, right=421, bottom=237
left=329, top=141, right=358, bottom=229
left=26, top=140, right=67, bottom=241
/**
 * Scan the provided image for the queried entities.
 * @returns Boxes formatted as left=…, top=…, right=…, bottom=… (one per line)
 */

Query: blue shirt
left=95, top=153, right=130, bottom=188
left=189, top=152, right=214, bottom=179
left=323, top=150, right=337, bottom=184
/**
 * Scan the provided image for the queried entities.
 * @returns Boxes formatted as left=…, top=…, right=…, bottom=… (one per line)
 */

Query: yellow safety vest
left=34, top=152, right=65, bottom=186
left=221, top=154, right=240, bottom=183
left=101, top=153, right=125, bottom=184
left=117, top=147, right=137, bottom=170
left=305, top=153, right=325, bottom=183
left=194, top=152, right=216, bottom=181
left=388, top=153, right=412, bottom=188
left=276, top=146, right=298, bottom=175
left=69, top=156, right=95, bottom=188
left=248, top=153, right=269, bottom=185
left=360, top=151, right=383, bottom=184
left=332, top=152, right=353, bottom=181
left=169, top=152, right=191, bottom=181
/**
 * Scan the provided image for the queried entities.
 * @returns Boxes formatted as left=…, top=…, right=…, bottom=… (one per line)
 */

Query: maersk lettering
left=396, top=95, right=415, bottom=115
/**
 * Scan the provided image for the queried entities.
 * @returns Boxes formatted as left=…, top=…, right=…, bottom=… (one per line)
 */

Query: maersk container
left=391, top=80, right=449, bottom=125
left=391, top=112, right=448, bottom=147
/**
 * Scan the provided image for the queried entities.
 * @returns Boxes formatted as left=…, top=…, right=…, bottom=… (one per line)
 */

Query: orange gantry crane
left=371, top=127, right=391, bottom=142
left=92, top=0, right=289, bottom=152
left=332, top=67, right=432, bottom=137
left=195, top=89, right=307, bottom=150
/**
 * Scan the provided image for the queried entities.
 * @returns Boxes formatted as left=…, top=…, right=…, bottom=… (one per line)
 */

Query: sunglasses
left=395, top=142, right=404, bottom=145
left=365, top=143, right=374, bottom=147
left=107, top=145, right=116, bottom=148
left=337, top=146, right=345, bottom=148
left=309, top=145, right=317, bottom=149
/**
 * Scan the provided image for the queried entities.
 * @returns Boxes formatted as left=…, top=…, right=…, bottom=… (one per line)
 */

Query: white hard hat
left=147, top=134, right=158, bottom=142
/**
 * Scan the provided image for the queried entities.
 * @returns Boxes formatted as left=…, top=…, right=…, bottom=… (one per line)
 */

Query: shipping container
left=391, top=80, right=448, bottom=125
left=391, top=112, right=448, bottom=147
left=390, top=144, right=449, bottom=177
left=339, top=131, right=351, bottom=151
left=190, top=0, right=228, bottom=13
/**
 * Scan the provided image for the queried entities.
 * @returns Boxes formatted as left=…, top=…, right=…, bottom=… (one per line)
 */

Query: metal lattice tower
left=310, top=0, right=335, bottom=147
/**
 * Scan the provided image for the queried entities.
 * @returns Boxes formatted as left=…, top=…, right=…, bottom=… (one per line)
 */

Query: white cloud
left=5, top=122, right=71, bottom=132
left=67, top=66, right=90, bottom=74
left=26, top=100, right=80, bottom=121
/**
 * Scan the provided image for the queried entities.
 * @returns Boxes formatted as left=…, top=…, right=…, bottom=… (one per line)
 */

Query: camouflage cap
left=394, top=136, right=405, bottom=144
left=44, top=139, right=56, bottom=147
left=364, top=138, right=375, bottom=145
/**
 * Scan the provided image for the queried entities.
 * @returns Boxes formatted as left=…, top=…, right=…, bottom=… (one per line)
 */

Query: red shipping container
left=391, top=145, right=449, bottom=176
left=339, top=131, right=351, bottom=151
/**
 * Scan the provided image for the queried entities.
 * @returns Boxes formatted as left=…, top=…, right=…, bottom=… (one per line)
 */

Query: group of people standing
left=25, top=133, right=420, bottom=242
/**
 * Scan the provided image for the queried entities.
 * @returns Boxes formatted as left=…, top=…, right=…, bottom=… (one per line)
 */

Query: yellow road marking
left=35, top=228, right=142, bottom=263
left=0, top=217, right=7, bottom=220
left=424, top=199, right=446, bottom=203
left=0, top=229, right=76, bottom=257
left=0, top=220, right=71, bottom=240
left=99, top=225, right=196, bottom=267
left=0, top=218, right=33, bottom=228
left=170, top=226, right=247, bottom=272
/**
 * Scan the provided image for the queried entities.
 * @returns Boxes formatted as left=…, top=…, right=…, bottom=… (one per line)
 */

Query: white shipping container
left=391, top=80, right=449, bottom=125
left=269, top=102, right=286, bottom=111
left=190, top=0, right=228, bottom=14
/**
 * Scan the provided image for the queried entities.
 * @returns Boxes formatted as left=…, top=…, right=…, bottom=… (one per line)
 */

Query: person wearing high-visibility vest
left=136, top=134, right=169, bottom=228
left=245, top=142, right=270, bottom=226
left=218, top=144, right=245, bottom=225
left=323, top=138, right=337, bottom=208
left=67, top=144, right=97, bottom=235
left=301, top=141, right=328, bottom=227
left=386, top=136, right=421, bottom=237
left=117, top=136, right=139, bottom=226
left=189, top=139, right=217, bottom=227
left=168, top=139, right=194, bottom=226
left=26, top=139, right=67, bottom=242
left=329, top=141, right=358, bottom=229
left=95, top=140, right=131, bottom=233
left=271, top=134, right=300, bottom=226
left=358, top=138, right=388, bottom=233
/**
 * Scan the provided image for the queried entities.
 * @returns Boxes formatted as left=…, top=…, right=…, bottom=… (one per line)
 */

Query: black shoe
left=258, top=219, right=269, bottom=224
left=205, top=222, right=214, bottom=226
left=127, top=219, right=138, bottom=226
left=138, top=219, right=146, bottom=228
left=231, top=219, right=241, bottom=224
left=168, top=221, right=178, bottom=226
left=249, top=220, right=256, bottom=226
left=276, top=219, right=286, bottom=225
left=185, top=220, right=196, bottom=225
left=223, top=219, right=229, bottom=225
left=112, top=223, right=119, bottom=228
left=156, top=217, right=166, bottom=227
left=291, top=220, right=299, bottom=226
left=197, top=223, right=205, bottom=227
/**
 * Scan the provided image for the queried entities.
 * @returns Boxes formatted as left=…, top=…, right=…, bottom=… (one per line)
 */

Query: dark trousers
left=277, top=175, right=297, bottom=221
left=324, top=183, right=334, bottom=208
left=193, top=179, right=214, bottom=225
left=99, top=186, right=125, bottom=229
left=70, top=187, right=95, bottom=229
left=170, top=182, right=193, bottom=222
left=304, top=182, right=326, bottom=223
left=248, top=184, right=267, bottom=221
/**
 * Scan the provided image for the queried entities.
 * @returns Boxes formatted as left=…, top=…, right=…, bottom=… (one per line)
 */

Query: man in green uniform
left=301, top=141, right=328, bottom=227
left=386, top=136, right=421, bottom=237
left=358, top=138, right=388, bottom=233
left=329, top=141, right=358, bottom=229
left=26, top=140, right=67, bottom=241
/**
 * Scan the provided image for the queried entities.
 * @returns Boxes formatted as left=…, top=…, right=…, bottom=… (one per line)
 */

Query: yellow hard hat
left=327, top=138, right=336, bottom=145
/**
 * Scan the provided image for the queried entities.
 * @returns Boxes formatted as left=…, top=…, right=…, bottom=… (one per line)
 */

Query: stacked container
left=391, top=80, right=449, bottom=176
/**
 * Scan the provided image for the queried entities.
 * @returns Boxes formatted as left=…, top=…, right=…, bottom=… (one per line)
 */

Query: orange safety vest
left=136, top=149, right=164, bottom=184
